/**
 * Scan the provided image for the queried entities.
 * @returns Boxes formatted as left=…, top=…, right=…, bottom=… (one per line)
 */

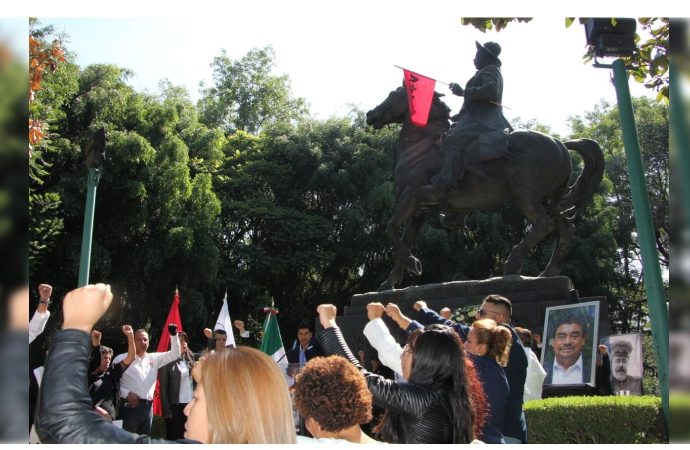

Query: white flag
left=214, top=293, right=236, bottom=347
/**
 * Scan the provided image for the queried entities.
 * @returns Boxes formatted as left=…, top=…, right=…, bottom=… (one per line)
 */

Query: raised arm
left=151, top=324, right=181, bottom=369
left=35, top=284, right=164, bottom=444
left=413, top=301, right=470, bottom=340
left=384, top=303, right=414, bottom=330
left=121, top=325, right=135, bottom=367
left=29, top=284, right=52, bottom=343
left=317, top=304, right=436, bottom=416
left=362, top=303, right=403, bottom=376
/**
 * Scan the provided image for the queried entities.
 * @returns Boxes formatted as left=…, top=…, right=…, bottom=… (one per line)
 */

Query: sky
left=5, top=2, right=675, bottom=136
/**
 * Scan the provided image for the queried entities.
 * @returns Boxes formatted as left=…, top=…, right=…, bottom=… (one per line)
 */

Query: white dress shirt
left=551, top=353, right=584, bottom=384
left=113, top=337, right=181, bottom=400
left=523, top=348, right=547, bottom=401
left=363, top=318, right=404, bottom=377
left=29, top=310, right=50, bottom=343
left=177, top=360, right=193, bottom=404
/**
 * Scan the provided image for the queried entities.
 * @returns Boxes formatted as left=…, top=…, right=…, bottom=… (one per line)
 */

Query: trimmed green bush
left=524, top=396, right=667, bottom=444
left=670, top=394, right=690, bottom=443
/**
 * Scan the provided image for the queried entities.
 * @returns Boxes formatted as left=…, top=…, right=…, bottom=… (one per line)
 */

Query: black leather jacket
left=35, top=329, right=195, bottom=444
left=318, top=327, right=456, bottom=443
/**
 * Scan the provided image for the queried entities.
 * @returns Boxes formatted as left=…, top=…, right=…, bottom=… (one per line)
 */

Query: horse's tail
left=559, top=139, right=605, bottom=221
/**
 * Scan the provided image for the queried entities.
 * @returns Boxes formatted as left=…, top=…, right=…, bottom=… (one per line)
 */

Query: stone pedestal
left=331, top=276, right=609, bottom=354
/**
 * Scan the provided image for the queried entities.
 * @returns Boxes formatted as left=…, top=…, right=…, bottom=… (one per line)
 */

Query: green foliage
left=214, top=116, right=397, bottom=333
left=198, top=46, right=308, bottom=134
left=524, top=396, right=666, bottom=443
left=460, top=17, right=532, bottom=32
left=567, top=97, right=668, bottom=335
left=670, top=394, right=690, bottom=442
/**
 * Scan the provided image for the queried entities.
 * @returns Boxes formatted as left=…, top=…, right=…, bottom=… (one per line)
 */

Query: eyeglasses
left=477, top=308, right=498, bottom=318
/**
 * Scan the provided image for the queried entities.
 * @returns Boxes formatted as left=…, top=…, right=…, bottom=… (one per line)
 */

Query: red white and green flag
left=402, top=68, right=436, bottom=127
left=259, top=308, right=287, bottom=367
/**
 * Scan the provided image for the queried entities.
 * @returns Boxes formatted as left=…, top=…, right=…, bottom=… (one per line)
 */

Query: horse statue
left=366, top=86, right=605, bottom=291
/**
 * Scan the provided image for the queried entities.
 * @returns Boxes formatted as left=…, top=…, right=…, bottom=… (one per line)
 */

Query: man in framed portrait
left=543, top=305, right=597, bottom=385
left=610, top=340, right=643, bottom=395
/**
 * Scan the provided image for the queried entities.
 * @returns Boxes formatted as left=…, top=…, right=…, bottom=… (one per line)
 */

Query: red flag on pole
left=153, top=288, right=184, bottom=416
left=402, top=69, right=436, bottom=127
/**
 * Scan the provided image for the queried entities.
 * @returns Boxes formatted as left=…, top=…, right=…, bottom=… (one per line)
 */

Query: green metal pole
left=77, top=168, right=100, bottom=287
left=611, top=58, right=669, bottom=425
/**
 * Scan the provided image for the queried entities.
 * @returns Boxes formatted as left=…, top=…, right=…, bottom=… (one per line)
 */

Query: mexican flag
left=260, top=309, right=287, bottom=367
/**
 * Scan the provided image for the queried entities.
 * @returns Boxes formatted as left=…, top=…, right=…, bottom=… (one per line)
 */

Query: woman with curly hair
left=293, top=355, right=379, bottom=443
left=464, top=318, right=512, bottom=444
left=316, top=304, right=485, bottom=444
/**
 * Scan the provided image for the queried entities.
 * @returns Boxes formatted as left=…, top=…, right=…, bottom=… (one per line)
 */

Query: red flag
left=153, top=289, right=184, bottom=416
left=402, top=69, right=436, bottom=127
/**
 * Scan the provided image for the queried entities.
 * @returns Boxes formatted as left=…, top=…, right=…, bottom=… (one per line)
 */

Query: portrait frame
left=607, top=332, right=644, bottom=396
left=541, top=301, right=600, bottom=387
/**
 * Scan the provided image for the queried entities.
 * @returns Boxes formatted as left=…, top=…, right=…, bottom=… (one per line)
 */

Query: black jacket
left=159, top=352, right=198, bottom=418
left=318, top=327, right=457, bottom=444
left=285, top=337, right=323, bottom=364
left=35, top=329, right=196, bottom=444
left=415, top=307, right=528, bottom=443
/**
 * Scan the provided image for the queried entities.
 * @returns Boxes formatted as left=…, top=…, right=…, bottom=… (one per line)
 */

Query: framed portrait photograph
left=541, top=301, right=600, bottom=387
left=607, top=333, right=644, bottom=396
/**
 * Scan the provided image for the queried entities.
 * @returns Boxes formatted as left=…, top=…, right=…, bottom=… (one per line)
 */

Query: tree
left=213, top=113, right=397, bottom=333
left=567, top=97, right=669, bottom=333
left=31, top=62, right=223, bottom=352
left=198, top=46, right=308, bottom=135
left=461, top=17, right=670, bottom=100
left=29, top=18, right=75, bottom=275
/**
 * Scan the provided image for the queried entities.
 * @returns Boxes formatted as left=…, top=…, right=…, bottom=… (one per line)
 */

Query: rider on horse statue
left=431, top=41, right=513, bottom=189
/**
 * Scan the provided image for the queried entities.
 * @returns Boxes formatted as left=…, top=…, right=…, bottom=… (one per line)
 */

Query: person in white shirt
left=112, top=325, right=181, bottom=434
left=514, top=327, right=546, bottom=401
left=29, top=284, right=52, bottom=343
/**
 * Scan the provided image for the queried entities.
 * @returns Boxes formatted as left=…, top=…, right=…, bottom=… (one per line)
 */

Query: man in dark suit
left=286, top=322, right=323, bottom=364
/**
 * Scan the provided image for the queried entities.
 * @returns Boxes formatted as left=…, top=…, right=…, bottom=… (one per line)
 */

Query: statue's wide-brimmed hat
left=476, top=41, right=502, bottom=59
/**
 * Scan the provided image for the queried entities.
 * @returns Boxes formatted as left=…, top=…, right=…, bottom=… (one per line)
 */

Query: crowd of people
left=28, top=281, right=626, bottom=444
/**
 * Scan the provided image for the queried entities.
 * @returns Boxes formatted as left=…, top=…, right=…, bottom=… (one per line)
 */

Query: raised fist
left=413, top=300, right=427, bottom=312
left=367, top=302, right=385, bottom=321
left=316, top=304, right=337, bottom=329
left=385, top=303, right=402, bottom=321
left=168, top=323, right=178, bottom=336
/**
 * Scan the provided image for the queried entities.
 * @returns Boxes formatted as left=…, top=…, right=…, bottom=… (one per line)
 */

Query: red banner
left=402, top=69, right=436, bottom=127
left=153, top=289, right=184, bottom=416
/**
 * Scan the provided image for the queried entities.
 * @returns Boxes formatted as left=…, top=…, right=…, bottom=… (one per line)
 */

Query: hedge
left=670, top=394, right=690, bottom=443
left=524, top=395, right=667, bottom=444
left=151, top=396, right=668, bottom=443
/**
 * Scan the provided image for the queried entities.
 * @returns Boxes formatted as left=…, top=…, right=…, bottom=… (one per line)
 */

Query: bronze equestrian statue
left=366, top=42, right=605, bottom=291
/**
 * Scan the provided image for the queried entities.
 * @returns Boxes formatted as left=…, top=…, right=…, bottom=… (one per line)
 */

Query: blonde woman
left=464, top=318, right=512, bottom=444
left=35, top=284, right=296, bottom=444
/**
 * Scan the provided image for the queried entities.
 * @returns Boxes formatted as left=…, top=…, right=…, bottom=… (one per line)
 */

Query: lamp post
left=77, top=128, right=106, bottom=287
left=585, top=18, right=669, bottom=427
